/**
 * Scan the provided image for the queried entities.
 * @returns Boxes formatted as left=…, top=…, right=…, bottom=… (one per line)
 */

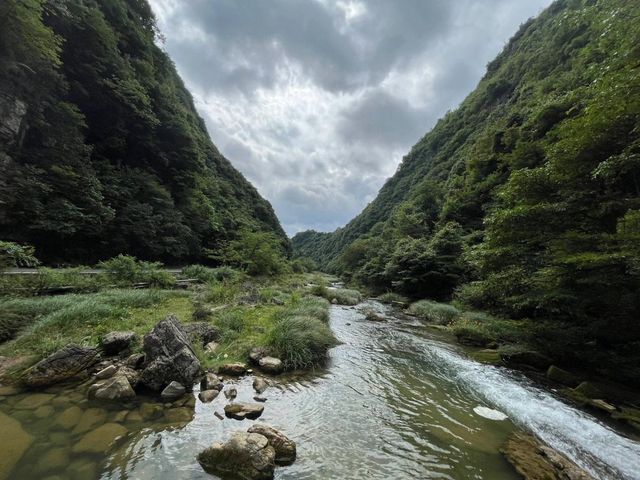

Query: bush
left=322, top=288, right=362, bottom=306
left=281, top=296, right=330, bottom=323
left=99, top=255, right=175, bottom=287
left=183, top=265, right=244, bottom=284
left=291, top=257, right=317, bottom=273
left=408, top=300, right=460, bottom=324
left=0, top=267, right=105, bottom=295
left=0, top=241, right=40, bottom=271
left=267, top=315, right=337, bottom=370
left=378, top=292, right=409, bottom=304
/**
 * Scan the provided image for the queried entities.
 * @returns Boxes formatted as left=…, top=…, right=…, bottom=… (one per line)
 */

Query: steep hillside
left=293, top=0, right=640, bottom=340
left=0, top=0, right=286, bottom=263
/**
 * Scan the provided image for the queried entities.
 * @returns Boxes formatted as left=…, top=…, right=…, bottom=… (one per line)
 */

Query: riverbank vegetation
left=0, top=245, right=334, bottom=377
left=293, top=0, right=640, bottom=386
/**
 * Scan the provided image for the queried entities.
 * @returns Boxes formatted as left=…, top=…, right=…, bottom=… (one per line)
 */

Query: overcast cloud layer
left=149, top=0, right=553, bottom=235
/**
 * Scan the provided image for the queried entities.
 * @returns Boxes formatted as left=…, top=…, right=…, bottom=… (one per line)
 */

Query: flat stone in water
left=67, top=458, right=98, bottom=480
left=14, top=393, right=55, bottom=410
left=71, top=407, right=108, bottom=435
left=35, top=447, right=70, bottom=474
left=34, top=405, right=55, bottom=419
left=473, top=405, right=508, bottom=421
left=72, top=423, right=128, bottom=454
left=54, top=406, right=83, bottom=430
left=224, top=403, right=265, bottom=420
left=0, top=410, right=33, bottom=480
left=164, top=407, right=193, bottom=423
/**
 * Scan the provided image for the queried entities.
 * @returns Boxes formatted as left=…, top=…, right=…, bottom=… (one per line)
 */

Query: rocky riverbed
left=1, top=301, right=639, bottom=479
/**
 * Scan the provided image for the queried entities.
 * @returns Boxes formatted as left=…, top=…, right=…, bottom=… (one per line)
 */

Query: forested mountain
left=293, top=0, right=640, bottom=341
left=0, top=0, right=286, bottom=264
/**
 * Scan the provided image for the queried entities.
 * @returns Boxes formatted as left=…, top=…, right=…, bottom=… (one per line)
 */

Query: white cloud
left=149, top=0, right=553, bottom=235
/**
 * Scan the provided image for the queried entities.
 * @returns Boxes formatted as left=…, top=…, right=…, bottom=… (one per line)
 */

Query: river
left=2, top=300, right=640, bottom=479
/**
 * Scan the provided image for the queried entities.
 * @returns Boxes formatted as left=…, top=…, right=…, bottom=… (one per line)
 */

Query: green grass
left=377, top=292, right=409, bottom=304
left=0, top=289, right=191, bottom=358
left=408, top=300, right=460, bottom=325
left=316, top=287, right=361, bottom=305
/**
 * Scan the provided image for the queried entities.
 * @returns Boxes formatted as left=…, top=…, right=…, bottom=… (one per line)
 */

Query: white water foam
left=419, top=340, right=640, bottom=480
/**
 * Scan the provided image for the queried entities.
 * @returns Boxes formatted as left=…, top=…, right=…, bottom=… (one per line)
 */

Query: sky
left=148, top=0, right=553, bottom=236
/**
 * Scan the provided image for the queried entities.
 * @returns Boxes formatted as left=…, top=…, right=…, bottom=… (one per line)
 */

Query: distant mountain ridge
left=0, top=0, right=286, bottom=263
left=293, top=0, right=640, bottom=341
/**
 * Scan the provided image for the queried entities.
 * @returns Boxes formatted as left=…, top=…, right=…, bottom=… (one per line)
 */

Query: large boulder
left=100, top=331, right=136, bottom=356
left=88, top=375, right=136, bottom=402
left=224, top=403, right=265, bottom=420
left=160, top=381, right=186, bottom=401
left=22, top=345, right=99, bottom=388
left=247, top=424, right=296, bottom=465
left=182, top=322, right=220, bottom=347
left=258, top=357, right=283, bottom=375
left=502, top=432, right=592, bottom=480
left=139, top=315, right=202, bottom=391
left=197, top=432, right=275, bottom=480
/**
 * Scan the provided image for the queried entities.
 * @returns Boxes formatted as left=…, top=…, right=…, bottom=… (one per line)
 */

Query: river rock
left=34, top=405, right=54, bottom=418
left=546, top=365, right=579, bottom=387
left=35, top=447, right=70, bottom=474
left=67, top=458, right=97, bottom=480
left=0, top=410, right=33, bottom=480
left=0, top=386, right=20, bottom=396
left=502, top=432, right=592, bottom=480
left=55, top=405, right=83, bottom=429
left=139, top=402, right=163, bottom=420
left=224, top=386, right=238, bottom=399
left=22, top=345, right=99, bottom=388
left=201, top=372, right=223, bottom=391
left=14, top=392, right=54, bottom=409
left=219, top=362, right=248, bottom=376
left=139, top=315, right=202, bottom=391
left=363, top=308, right=385, bottom=322
left=95, top=365, right=117, bottom=379
left=253, top=377, right=269, bottom=394
left=197, top=432, right=276, bottom=480
left=224, top=403, right=265, bottom=420
left=160, top=381, right=186, bottom=401
left=71, top=407, right=108, bottom=435
left=258, top=357, right=283, bottom=375
left=88, top=375, right=136, bottom=402
left=500, top=350, right=552, bottom=370
left=248, top=424, right=296, bottom=465
left=455, top=330, right=491, bottom=347
left=100, top=331, right=136, bottom=355
left=573, top=382, right=602, bottom=399
left=182, top=322, right=220, bottom=347
left=126, top=352, right=145, bottom=369
left=205, top=342, right=219, bottom=355
left=164, top=407, right=193, bottom=423
left=72, top=423, right=128, bottom=454
left=249, top=347, right=270, bottom=365
left=199, top=389, right=219, bottom=403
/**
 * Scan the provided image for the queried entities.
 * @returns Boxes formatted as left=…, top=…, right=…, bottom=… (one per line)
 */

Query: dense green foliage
left=0, top=241, right=40, bottom=270
left=293, top=0, right=640, bottom=346
left=0, top=0, right=286, bottom=264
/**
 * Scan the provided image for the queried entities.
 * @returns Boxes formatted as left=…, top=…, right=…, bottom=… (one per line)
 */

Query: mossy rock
left=546, top=366, right=579, bottom=387
left=469, top=349, right=502, bottom=365
left=454, top=328, right=492, bottom=347
left=573, top=382, right=602, bottom=399
left=612, top=407, right=640, bottom=432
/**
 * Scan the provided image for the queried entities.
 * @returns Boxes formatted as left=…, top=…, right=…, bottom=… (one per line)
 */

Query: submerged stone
left=224, top=403, right=265, bottom=420
left=0, top=411, right=33, bottom=480
left=54, top=405, right=83, bottom=430
left=72, top=423, right=128, bottom=454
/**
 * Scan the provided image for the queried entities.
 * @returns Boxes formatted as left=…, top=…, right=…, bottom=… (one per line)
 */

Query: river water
left=2, top=300, right=640, bottom=479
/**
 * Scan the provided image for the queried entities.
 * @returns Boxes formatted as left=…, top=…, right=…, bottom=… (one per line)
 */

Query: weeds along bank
left=0, top=253, right=336, bottom=380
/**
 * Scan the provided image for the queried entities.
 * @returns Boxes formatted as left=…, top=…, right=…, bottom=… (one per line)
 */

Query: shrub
left=378, top=292, right=409, bottom=304
left=408, top=300, right=460, bottom=324
left=99, top=255, right=175, bottom=287
left=323, top=288, right=362, bottom=306
left=0, top=241, right=40, bottom=271
left=267, top=315, right=337, bottom=370
left=281, top=296, right=330, bottom=323
left=291, top=257, right=317, bottom=273
left=182, top=265, right=218, bottom=283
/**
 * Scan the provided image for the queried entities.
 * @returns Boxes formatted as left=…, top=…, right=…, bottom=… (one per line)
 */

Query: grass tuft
left=408, top=300, right=460, bottom=325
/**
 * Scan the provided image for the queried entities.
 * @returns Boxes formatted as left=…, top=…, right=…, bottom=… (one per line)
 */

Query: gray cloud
left=149, top=0, right=553, bottom=235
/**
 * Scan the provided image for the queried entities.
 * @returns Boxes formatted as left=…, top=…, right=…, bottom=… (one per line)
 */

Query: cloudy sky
left=149, top=0, right=553, bottom=236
